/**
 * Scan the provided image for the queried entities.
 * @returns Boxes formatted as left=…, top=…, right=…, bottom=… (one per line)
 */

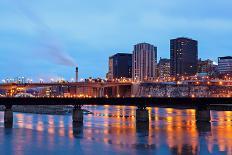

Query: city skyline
left=0, top=39, right=230, bottom=82
left=0, top=1, right=232, bottom=155
left=1, top=0, right=232, bottom=80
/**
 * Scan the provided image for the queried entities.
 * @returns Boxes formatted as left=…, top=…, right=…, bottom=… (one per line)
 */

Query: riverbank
left=0, top=105, right=93, bottom=115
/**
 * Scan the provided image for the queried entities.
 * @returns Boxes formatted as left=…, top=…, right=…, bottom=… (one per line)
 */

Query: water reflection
left=136, top=122, right=149, bottom=135
left=4, top=122, right=13, bottom=128
left=196, top=121, right=211, bottom=135
left=72, top=122, right=83, bottom=138
left=0, top=106, right=232, bottom=154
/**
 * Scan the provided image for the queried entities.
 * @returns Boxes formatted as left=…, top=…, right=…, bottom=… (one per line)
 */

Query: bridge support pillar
left=72, top=105, right=83, bottom=123
left=195, top=106, right=210, bottom=122
left=4, top=105, right=13, bottom=128
left=136, top=107, right=149, bottom=122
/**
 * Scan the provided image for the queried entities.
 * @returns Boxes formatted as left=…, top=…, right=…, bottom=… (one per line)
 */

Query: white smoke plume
left=10, top=0, right=77, bottom=66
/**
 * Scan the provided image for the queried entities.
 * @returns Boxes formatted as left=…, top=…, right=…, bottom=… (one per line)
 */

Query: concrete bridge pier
left=4, top=105, right=13, bottom=128
left=136, top=106, right=149, bottom=122
left=72, top=105, right=83, bottom=123
left=195, top=106, right=211, bottom=122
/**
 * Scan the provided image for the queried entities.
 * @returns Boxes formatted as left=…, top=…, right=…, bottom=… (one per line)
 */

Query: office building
left=170, top=37, right=198, bottom=77
left=107, top=53, right=132, bottom=80
left=218, top=56, right=232, bottom=75
left=197, top=59, right=214, bottom=75
left=158, top=58, right=170, bottom=78
left=132, top=43, right=157, bottom=82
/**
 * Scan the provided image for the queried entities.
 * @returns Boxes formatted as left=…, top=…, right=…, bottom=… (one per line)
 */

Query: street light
left=177, top=81, right=181, bottom=85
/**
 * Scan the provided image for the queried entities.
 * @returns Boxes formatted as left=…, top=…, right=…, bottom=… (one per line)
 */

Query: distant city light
left=71, top=78, right=74, bottom=82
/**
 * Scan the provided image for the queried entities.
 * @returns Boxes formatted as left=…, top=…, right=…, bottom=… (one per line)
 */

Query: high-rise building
left=170, top=37, right=198, bottom=77
left=132, top=43, right=157, bottom=82
left=107, top=53, right=132, bottom=80
left=218, top=56, right=232, bottom=75
left=158, top=58, right=170, bottom=78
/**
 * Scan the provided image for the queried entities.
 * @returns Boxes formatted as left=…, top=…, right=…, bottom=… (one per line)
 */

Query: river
left=0, top=106, right=231, bottom=155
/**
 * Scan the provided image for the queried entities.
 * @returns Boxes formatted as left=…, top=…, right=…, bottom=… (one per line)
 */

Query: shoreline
left=0, top=105, right=93, bottom=115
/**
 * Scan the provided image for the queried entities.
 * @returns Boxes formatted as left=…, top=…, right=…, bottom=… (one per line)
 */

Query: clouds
left=0, top=0, right=232, bottom=79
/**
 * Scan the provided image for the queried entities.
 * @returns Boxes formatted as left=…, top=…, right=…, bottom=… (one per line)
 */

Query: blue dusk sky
left=0, top=0, right=232, bottom=81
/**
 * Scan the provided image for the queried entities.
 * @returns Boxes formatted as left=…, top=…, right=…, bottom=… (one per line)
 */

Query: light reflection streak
left=0, top=106, right=232, bottom=154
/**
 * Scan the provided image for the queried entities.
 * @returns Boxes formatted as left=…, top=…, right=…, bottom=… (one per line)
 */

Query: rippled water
left=0, top=106, right=232, bottom=155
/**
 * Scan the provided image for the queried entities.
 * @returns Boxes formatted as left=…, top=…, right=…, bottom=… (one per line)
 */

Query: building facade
left=170, top=37, right=198, bottom=77
left=197, top=59, right=214, bottom=75
left=158, top=58, right=170, bottom=78
left=107, top=53, right=132, bottom=80
left=218, top=56, right=232, bottom=75
left=132, top=43, right=157, bottom=82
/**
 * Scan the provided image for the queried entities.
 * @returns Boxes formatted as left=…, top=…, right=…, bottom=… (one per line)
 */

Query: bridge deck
left=0, top=97, right=232, bottom=110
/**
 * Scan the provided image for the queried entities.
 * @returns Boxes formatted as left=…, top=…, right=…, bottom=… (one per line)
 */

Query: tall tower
left=75, top=67, right=78, bottom=82
left=107, top=53, right=132, bottom=80
left=170, top=37, right=198, bottom=77
left=132, top=43, right=157, bottom=82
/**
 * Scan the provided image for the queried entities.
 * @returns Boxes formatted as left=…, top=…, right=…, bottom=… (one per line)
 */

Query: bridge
left=1, top=80, right=232, bottom=98
left=0, top=97, right=232, bottom=128
left=1, top=80, right=232, bottom=90
left=0, top=82, right=132, bottom=97
left=0, top=82, right=132, bottom=89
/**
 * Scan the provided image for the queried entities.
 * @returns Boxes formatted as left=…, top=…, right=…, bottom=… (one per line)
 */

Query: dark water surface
left=0, top=106, right=232, bottom=155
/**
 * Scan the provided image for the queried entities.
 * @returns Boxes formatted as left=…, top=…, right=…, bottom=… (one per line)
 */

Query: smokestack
left=75, top=67, right=78, bottom=82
